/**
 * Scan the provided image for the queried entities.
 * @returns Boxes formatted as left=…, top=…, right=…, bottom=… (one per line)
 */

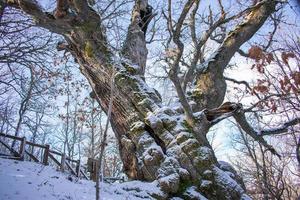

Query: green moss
left=80, top=21, right=98, bottom=33
left=177, top=180, right=191, bottom=194
left=130, top=129, right=143, bottom=138
left=162, top=118, right=177, bottom=130
left=192, top=89, right=202, bottom=98
left=176, top=132, right=190, bottom=144
left=115, top=72, right=139, bottom=91
left=175, top=179, right=197, bottom=197
left=188, top=149, right=200, bottom=158
left=191, top=73, right=213, bottom=100
left=122, top=62, right=138, bottom=74
left=84, top=41, right=94, bottom=58
left=182, top=120, right=193, bottom=133
left=181, top=139, right=200, bottom=153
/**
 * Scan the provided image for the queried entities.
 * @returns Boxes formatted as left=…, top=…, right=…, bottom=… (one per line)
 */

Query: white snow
left=0, top=158, right=162, bottom=200
left=184, top=186, right=208, bottom=200
left=200, top=180, right=212, bottom=188
left=213, top=166, right=251, bottom=199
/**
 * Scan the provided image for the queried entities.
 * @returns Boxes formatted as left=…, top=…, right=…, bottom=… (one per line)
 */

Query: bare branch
left=237, top=49, right=250, bottom=57
left=225, top=76, right=260, bottom=99
left=204, top=0, right=278, bottom=72
left=233, top=109, right=288, bottom=158
left=258, top=118, right=300, bottom=136
left=297, top=136, right=300, bottom=165
left=192, top=0, right=279, bottom=111
left=189, top=0, right=200, bottom=46
left=166, top=0, right=197, bottom=124
left=183, top=0, right=227, bottom=91
left=262, top=12, right=281, bottom=51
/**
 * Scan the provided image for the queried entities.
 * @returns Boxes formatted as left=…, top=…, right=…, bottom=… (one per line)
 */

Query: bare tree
left=231, top=124, right=299, bottom=200
left=1, top=0, right=299, bottom=199
left=0, top=4, right=59, bottom=148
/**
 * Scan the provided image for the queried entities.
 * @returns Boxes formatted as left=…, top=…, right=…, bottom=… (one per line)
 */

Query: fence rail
left=0, top=133, right=88, bottom=179
left=0, top=133, right=125, bottom=183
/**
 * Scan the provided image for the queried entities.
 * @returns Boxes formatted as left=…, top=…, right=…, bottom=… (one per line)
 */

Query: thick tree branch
left=54, top=0, right=69, bottom=18
left=205, top=101, right=298, bottom=158
left=204, top=102, right=242, bottom=126
left=121, top=0, right=154, bottom=77
left=73, top=0, right=90, bottom=16
left=192, top=0, right=279, bottom=111
left=3, top=0, right=74, bottom=34
left=183, top=1, right=276, bottom=91
left=210, top=0, right=277, bottom=70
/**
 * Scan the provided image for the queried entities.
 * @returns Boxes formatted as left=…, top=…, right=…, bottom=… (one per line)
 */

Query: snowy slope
left=0, top=158, right=163, bottom=200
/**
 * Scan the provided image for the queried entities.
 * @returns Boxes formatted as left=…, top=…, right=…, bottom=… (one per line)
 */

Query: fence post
left=60, top=153, right=66, bottom=172
left=19, top=137, right=26, bottom=160
left=93, top=160, right=99, bottom=182
left=76, top=159, right=81, bottom=177
left=43, top=144, right=50, bottom=165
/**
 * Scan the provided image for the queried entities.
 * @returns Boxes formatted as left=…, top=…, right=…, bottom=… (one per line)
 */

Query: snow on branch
left=232, top=109, right=298, bottom=158
left=258, top=117, right=300, bottom=136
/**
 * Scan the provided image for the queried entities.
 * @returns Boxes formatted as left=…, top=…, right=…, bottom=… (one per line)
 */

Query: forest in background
left=0, top=0, right=299, bottom=199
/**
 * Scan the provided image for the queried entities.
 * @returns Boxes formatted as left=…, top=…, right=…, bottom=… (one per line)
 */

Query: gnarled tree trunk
left=3, top=0, right=280, bottom=199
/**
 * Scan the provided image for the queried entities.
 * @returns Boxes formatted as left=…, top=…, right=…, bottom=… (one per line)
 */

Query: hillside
left=0, top=158, right=164, bottom=200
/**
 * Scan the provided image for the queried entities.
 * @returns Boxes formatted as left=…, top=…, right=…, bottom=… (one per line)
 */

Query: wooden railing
left=0, top=133, right=89, bottom=180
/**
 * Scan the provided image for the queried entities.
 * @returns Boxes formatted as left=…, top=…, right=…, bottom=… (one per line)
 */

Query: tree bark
left=2, top=0, right=279, bottom=199
left=192, top=1, right=277, bottom=111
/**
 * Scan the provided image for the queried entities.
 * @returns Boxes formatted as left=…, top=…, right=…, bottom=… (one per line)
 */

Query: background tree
left=0, top=4, right=60, bottom=149
left=1, top=0, right=299, bottom=199
left=223, top=32, right=300, bottom=199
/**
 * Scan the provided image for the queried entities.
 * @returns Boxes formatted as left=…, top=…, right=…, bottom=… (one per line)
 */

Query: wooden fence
left=0, top=133, right=89, bottom=180
left=0, top=133, right=125, bottom=183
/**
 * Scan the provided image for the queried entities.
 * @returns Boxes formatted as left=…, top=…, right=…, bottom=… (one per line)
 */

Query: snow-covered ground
left=0, top=158, right=163, bottom=200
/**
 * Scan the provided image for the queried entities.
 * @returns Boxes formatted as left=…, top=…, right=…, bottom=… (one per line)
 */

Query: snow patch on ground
left=0, top=158, right=160, bottom=200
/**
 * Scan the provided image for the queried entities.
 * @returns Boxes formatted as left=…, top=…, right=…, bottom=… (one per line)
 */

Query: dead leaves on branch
left=246, top=45, right=299, bottom=113
left=249, top=46, right=264, bottom=61
left=248, top=45, right=299, bottom=94
left=249, top=45, right=274, bottom=73
left=281, top=52, right=295, bottom=65
left=279, top=73, right=300, bottom=94
left=252, top=85, right=269, bottom=94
